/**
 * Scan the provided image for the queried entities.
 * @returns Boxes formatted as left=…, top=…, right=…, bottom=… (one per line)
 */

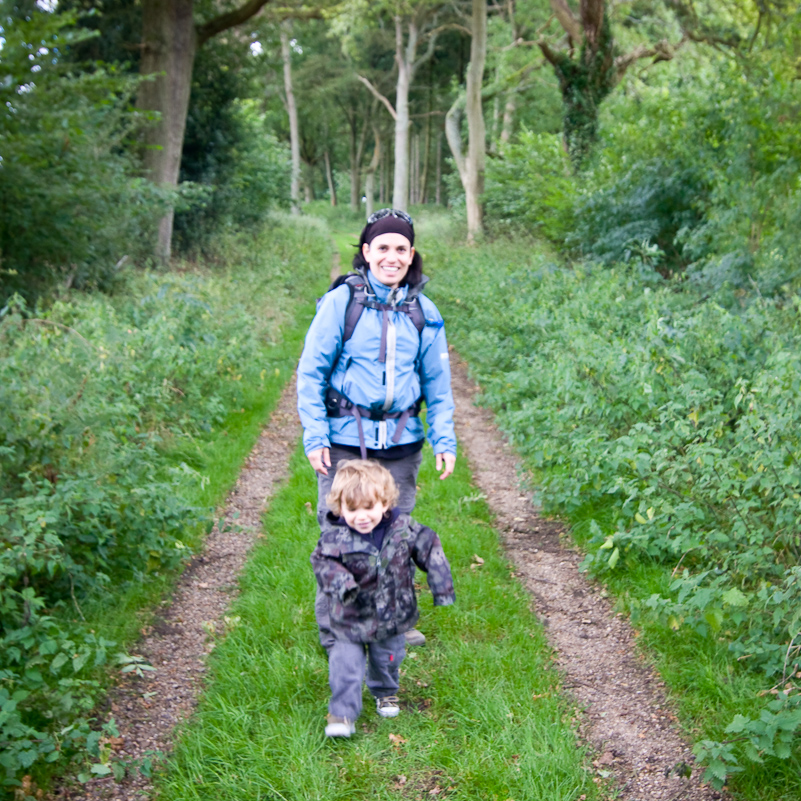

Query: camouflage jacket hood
left=311, top=511, right=455, bottom=643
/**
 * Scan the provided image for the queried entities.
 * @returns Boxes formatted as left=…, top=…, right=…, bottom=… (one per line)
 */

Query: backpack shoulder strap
left=405, top=297, right=426, bottom=335
left=339, top=274, right=368, bottom=344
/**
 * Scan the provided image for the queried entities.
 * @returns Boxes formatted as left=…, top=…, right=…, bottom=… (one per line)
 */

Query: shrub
left=0, top=7, right=165, bottom=304
left=426, top=236, right=801, bottom=786
left=0, top=216, right=330, bottom=792
left=483, top=131, right=576, bottom=242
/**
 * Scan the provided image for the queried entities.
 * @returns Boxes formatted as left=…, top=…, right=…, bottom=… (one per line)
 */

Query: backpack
left=325, top=273, right=426, bottom=346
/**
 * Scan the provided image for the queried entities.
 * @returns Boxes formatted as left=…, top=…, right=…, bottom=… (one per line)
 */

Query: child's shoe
left=376, top=696, right=400, bottom=718
left=405, top=628, right=426, bottom=646
left=325, top=714, right=355, bottom=738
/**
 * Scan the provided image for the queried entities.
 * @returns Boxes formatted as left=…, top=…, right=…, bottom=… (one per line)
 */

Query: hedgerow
left=0, top=218, right=329, bottom=795
left=425, top=232, right=801, bottom=789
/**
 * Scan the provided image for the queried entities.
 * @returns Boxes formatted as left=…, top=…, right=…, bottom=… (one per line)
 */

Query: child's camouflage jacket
left=311, top=511, right=455, bottom=643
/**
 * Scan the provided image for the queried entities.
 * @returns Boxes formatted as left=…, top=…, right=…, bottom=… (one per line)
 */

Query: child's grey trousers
left=328, top=634, right=406, bottom=721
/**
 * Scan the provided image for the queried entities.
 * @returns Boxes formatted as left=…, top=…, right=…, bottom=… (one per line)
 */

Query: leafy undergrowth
left=422, top=220, right=801, bottom=799
left=0, top=216, right=331, bottom=796
left=156, top=445, right=600, bottom=801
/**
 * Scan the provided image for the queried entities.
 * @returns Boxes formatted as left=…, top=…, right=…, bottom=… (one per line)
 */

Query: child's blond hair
left=326, top=460, right=400, bottom=516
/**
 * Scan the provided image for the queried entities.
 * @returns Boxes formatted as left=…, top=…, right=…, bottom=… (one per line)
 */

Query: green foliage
left=484, top=130, right=576, bottom=242
left=173, top=36, right=290, bottom=256
left=426, top=233, right=801, bottom=789
left=0, top=217, right=330, bottom=793
left=567, top=53, right=801, bottom=291
left=0, top=6, right=166, bottom=303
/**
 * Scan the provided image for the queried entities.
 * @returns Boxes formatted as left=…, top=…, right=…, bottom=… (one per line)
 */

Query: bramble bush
left=0, top=217, right=330, bottom=794
left=425, top=232, right=801, bottom=788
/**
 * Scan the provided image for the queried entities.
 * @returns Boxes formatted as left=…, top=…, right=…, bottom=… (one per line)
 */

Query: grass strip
left=156, top=445, right=600, bottom=801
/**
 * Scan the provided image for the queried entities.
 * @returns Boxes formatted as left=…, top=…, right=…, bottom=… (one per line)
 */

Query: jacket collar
left=322, top=509, right=401, bottom=553
left=356, top=265, right=429, bottom=304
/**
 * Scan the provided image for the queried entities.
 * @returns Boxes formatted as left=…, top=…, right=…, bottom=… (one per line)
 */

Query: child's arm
left=310, top=545, right=359, bottom=605
left=409, top=522, right=455, bottom=606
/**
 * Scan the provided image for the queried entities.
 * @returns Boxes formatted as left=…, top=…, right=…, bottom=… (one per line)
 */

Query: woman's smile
left=362, top=233, right=414, bottom=289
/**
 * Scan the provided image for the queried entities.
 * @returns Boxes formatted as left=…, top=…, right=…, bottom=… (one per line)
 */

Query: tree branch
left=537, top=38, right=563, bottom=67
left=428, top=22, right=472, bottom=37
left=356, top=74, right=397, bottom=120
left=413, top=26, right=440, bottom=73
left=614, top=36, right=685, bottom=77
left=548, top=0, right=582, bottom=43
left=196, top=0, right=273, bottom=46
left=445, top=93, right=467, bottom=185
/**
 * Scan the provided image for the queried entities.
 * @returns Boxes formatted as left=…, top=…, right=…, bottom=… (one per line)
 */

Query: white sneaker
left=405, top=628, right=426, bottom=647
left=325, top=714, right=355, bottom=738
left=376, top=696, right=400, bottom=718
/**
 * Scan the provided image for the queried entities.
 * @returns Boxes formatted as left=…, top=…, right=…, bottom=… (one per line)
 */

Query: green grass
left=156, top=445, right=601, bottom=801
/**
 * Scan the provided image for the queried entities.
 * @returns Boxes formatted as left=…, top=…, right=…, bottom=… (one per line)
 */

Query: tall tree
left=137, top=0, right=275, bottom=262
left=350, top=2, right=444, bottom=211
left=445, top=0, right=487, bottom=242
left=280, top=19, right=302, bottom=214
left=538, top=0, right=681, bottom=165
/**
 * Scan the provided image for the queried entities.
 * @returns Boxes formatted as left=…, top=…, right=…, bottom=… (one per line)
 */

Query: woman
left=297, top=208, right=457, bottom=649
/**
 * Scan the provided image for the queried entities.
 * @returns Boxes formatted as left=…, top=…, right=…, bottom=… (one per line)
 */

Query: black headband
left=364, top=215, right=415, bottom=246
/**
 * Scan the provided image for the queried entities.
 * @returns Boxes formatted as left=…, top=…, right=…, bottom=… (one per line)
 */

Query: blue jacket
left=297, top=268, right=456, bottom=456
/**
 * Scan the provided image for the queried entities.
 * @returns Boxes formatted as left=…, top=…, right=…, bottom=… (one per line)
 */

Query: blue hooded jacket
left=297, top=267, right=456, bottom=457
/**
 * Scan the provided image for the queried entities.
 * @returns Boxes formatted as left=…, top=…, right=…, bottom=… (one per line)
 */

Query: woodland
left=2, top=0, right=801, bottom=798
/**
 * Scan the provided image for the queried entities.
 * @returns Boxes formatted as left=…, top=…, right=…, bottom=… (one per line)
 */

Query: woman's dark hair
left=352, top=227, right=423, bottom=287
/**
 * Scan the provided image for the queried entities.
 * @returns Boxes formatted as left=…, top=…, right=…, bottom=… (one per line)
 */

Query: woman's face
left=362, top=233, right=415, bottom=289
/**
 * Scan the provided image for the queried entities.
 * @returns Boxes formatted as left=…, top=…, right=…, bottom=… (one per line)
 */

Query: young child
left=311, top=460, right=455, bottom=738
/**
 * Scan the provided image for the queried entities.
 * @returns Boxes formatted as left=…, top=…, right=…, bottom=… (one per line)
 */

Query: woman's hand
left=308, top=447, right=331, bottom=476
left=435, top=452, right=456, bottom=480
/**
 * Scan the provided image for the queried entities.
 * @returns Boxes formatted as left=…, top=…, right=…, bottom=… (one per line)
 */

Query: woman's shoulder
left=415, top=292, right=444, bottom=324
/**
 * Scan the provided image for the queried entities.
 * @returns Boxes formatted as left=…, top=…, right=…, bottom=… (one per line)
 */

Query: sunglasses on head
left=366, top=208, right=414, bottom=226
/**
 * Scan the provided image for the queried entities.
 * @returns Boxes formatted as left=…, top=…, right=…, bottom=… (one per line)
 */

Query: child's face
left=342, top=499, right=390, bottom=534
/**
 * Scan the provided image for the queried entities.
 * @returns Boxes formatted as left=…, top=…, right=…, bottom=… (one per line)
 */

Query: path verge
left=55, top=381, right=301, bottom=801
left=449, top=351, right=728, bottom=801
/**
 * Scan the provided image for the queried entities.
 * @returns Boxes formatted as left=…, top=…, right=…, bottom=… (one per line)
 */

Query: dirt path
left=450, top=352, right=728, bottom=801
left=56, top=381, right=301, bottom=801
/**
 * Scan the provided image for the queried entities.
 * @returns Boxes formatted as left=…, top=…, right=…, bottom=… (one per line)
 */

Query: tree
left=137, top=0, right=276, bottom=263
left=280, top=19, right=302, bottom=214
left=348, top=2, right=444, bottom=211
left=538, top=0, right=681, bottom=166
left=445, top=0, right=487, bottom=242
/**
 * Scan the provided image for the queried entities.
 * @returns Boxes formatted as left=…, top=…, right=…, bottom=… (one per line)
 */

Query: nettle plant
left=427, top=241, right=801, bottom=786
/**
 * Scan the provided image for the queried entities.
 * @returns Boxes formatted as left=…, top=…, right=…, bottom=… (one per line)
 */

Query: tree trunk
left=420, top=113, right=432, bottom=203
left=392, top=16, right=414, bottom=211
left=465, top=0, right=487, bottom=242
left=379, top=145, right=386, bottom=205
left=280, top=21, right=301, bottom=215
left=324, top=150, right=337, bottom=206
left=500, top=92, right=516, bottom=148
left=435, top=128, right=442, bottom=205
left=138, top=0, right=197, bottom=263
left=137, top=0, right=272, bottom=262
left=364, top=126, right=381, bottom=219
left=445, top=0, right=487, bottom=242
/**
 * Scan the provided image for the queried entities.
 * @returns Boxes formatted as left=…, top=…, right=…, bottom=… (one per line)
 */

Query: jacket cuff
left=304, top=436, right=331, bottom=456
left=433, top=593, right=455, bottom=607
